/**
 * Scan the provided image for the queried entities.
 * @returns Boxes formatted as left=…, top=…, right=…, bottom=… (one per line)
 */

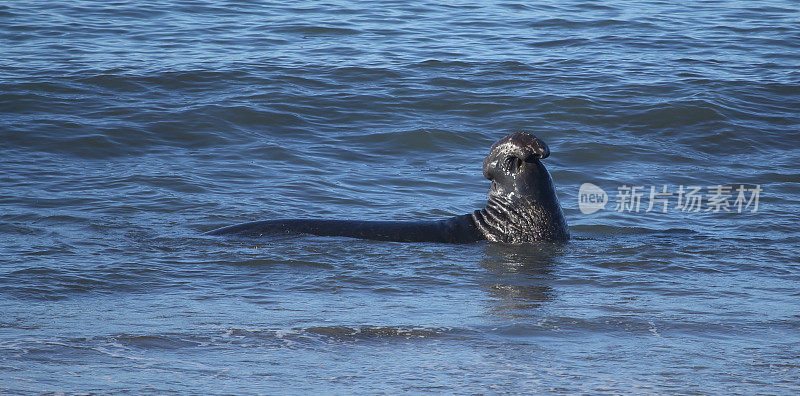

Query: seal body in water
left=207, top=132, right=569, bottom=243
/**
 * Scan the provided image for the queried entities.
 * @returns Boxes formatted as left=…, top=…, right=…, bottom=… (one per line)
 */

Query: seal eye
left=504, top=156, right=524, bottom=173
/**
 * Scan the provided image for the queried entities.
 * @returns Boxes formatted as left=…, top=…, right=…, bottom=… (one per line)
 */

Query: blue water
left=2, top=0, right=799, bottom=393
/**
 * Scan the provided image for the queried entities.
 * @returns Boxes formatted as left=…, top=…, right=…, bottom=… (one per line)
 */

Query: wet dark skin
left=207, top=132, right=569, bottom=244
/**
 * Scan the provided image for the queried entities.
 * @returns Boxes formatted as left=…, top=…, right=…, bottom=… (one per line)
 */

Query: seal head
left=472, top=132, right=569, bottom=243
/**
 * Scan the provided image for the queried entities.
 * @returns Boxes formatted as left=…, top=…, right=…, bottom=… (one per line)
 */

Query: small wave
left=335, top=128, right=476, bottom=155
left=570, top=224, right=698, bottom=237
left=622, top=99, right=728, bottom=129
left=110, top=334, right=202, bottom=350
left=326, top=65, right=404, bottom=81
left=224, top=257, right=335, bottom=270
left=272, top=24, right=362, bottom=36
left=529, top=17, right=655, bottom=30
left=492, top=315, right=779, bottom=338
left=219, top=325, right=467, bottom=345
left=527, top=37, right=591, bottom=48
left=413, top=59, right=473, bottom=69
left=302, top=325, right=456, bottom=340
left=1, top=264, right=175, bottom=301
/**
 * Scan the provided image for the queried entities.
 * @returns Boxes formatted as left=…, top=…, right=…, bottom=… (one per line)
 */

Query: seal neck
left=471, top=187, right=569, bottom=243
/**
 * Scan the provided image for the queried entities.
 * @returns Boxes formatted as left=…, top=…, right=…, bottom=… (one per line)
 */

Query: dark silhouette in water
left=207, top=132, right=569, bottom=244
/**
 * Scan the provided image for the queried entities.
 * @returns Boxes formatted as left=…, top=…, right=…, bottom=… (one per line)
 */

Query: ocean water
left=2, top=0, right=799, bottom=393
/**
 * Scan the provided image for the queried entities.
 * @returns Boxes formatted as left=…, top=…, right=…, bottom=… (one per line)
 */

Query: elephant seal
left=207, top=132, right=569, bottom=244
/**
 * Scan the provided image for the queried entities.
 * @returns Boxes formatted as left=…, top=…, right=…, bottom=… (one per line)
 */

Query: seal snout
left=483, top=131, right=552, bottom=180
left=512, top=132, right=550, bottom=161
left=494, top=131, right=551, bottom=163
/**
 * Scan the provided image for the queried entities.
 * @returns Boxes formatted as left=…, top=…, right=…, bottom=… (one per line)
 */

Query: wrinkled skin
left=207, top=132, right=569, bottom=244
